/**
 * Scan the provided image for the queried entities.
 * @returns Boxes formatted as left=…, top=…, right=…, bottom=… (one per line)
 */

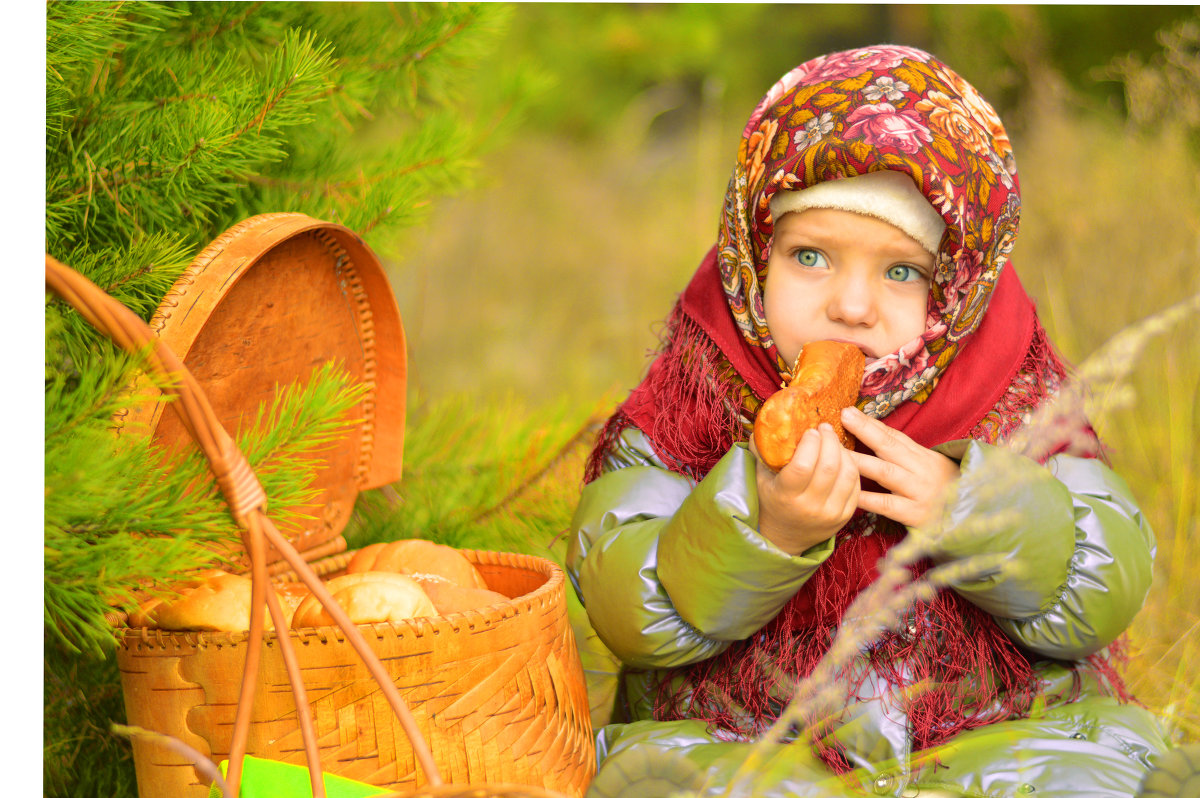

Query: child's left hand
left=840, top=406, right=960, bottom=530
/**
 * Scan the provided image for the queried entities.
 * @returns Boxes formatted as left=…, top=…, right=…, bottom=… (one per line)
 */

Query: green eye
left=886, top=264, right=921, bottom=282
left=795, top=249, right=826, bottom=268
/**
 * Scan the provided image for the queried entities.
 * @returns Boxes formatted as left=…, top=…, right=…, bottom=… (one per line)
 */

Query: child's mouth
left=826, top=339, right=876, bottom=362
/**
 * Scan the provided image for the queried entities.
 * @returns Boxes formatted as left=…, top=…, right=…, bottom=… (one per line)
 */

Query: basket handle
left=46, top=255, right=445, bottom=796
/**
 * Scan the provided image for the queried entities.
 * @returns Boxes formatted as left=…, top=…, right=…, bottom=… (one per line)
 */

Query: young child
left=568, top=45, right=1172, bottom=797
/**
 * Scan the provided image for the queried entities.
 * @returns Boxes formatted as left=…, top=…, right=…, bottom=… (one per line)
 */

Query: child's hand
left=751, top=422, right=860, bottom=555
left=840, top=406, right=960, bottom=530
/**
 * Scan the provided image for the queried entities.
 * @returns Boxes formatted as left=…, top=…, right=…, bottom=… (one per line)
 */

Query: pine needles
left=44, top=358, right=366, bottom=658
left=47, top=20, right=339, bottom=247
left=346, top=391, right=605, bottom=560
left=46, top=2, right=520, bottom=258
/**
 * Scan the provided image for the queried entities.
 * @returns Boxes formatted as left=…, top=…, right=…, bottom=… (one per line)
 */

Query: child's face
left=764, top=208, right=934, bottom=366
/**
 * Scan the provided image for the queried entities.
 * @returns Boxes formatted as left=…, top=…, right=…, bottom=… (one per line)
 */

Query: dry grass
left=1012, top=81, right=1200, bottom=743
left=385, top=102, right=739, bottom=408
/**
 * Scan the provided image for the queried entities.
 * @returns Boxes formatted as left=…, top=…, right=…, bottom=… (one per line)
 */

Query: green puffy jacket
left=568, top=429, right=1171, bottom=797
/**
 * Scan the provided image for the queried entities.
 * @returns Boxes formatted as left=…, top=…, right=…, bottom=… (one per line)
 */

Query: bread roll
left=128, top=570, right=271, bottom=632
left=753, top=340, right=866, bottom=470
left=272, top=580, right=313, bottom=629
left=408, top=573, right=510, bottom=615
left=290, top=572, right=436, bottom=628
left=346, top=539, right=488, bottom=590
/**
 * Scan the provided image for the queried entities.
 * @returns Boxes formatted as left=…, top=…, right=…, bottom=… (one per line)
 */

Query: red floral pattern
left=844, top=103, right=933, bottom=153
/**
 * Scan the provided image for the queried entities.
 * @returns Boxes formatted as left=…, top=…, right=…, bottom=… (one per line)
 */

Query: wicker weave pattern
left=116, top=550, right=594, bottom=797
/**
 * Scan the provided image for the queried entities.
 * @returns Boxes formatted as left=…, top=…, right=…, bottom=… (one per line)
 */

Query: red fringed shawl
left=585, top=248, right=1129, bottom=770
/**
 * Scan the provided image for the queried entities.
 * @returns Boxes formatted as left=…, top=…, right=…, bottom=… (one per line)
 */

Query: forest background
left=38, top=3, right=1199, bottom=796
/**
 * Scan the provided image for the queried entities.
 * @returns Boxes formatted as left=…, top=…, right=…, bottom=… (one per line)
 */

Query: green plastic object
left=208, top=756, right=391, bottom=798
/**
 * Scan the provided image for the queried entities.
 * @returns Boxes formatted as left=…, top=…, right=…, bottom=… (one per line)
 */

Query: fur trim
left=769, top=170, right=946, bottom=255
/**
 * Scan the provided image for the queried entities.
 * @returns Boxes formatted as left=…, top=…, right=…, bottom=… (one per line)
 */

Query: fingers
left=841, top=405, right=960, bottom=529
left=841, top=405, right=921, bottom=460
left=854, top=455, right=956, bottom=529
left=754, top=423, right=861, bottom=554
left=781, top=423, right=858, bottom=512
left=848, top=447, right=905, bottom=493
left=856, top=487, right=919, bottom=528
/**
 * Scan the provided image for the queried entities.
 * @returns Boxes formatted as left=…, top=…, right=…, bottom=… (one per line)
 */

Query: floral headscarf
left=723, top=44, right=1020, bottom=417
left=584, top=45, right=1123, bottom=770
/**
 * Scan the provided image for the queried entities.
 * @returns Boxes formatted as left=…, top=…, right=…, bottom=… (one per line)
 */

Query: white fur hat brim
left=768, top=170, right=946, bottom=255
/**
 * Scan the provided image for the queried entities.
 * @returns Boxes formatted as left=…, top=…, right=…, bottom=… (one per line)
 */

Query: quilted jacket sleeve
left=566, top=429, right=834, bottom=670
left=931, top=441, right=1156, bottom=660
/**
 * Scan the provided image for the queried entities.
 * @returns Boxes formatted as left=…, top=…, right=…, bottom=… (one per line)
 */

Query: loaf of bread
left=753, top=340, right=866, bottom=470
left=408, top=573, right=510, bottom=615
left=272, top=580, right=313, bottom=629
left=345, top=539, right=488, bottom=590
left=290, top=571, right=436, bottom=628
left=128, top=570, right=271, bottom=632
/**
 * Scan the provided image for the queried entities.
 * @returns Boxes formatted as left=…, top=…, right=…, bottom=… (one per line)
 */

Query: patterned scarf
left=583, top=45, right=1127, bottom=769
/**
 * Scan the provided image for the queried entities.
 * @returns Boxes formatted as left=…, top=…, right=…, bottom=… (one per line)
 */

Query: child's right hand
left=751, top=422, right=859, bottom=555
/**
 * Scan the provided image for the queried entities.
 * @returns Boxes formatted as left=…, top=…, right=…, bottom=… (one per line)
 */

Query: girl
left=568, top=45, right=1171, bottom=797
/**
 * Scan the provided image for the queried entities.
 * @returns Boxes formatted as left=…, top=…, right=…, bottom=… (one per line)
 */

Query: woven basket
left=117, top=549, right=594, bottom=797
left=46, top=218, right=593, bottom=798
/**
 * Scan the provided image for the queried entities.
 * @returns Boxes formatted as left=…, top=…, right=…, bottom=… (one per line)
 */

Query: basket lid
left=120, top=213, right=406, bottom=565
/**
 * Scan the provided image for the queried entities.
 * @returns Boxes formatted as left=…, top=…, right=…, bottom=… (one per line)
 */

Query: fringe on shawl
left=584, top=302, right=751, bottom=484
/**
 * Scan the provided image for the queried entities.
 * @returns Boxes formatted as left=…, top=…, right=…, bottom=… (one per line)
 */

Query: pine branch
left=227, top=32, right=330, bottom=142
left=45, top=240, right=194, bottom=377
left=467, top=413, right=603, bottom=528
left=346, top=393, right=601, bottom=558
left=45, top=354, right=367, bottom=657
left=187, top=1, right=265, bottom=43
left=48, top=25, right=339, bottom=249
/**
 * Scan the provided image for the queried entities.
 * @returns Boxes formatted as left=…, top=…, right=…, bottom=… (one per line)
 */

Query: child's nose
left=827, top=271, right=878, bottom=326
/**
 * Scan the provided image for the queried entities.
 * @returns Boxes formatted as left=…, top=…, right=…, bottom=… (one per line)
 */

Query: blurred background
left=382, top=3, right=1199, bottom=739
left=385, top=4, right=1199, bottom=407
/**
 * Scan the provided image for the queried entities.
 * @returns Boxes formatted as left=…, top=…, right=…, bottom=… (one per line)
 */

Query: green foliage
left=45, top=358, right=365, bottom=656
left=43, top=637, right=137, bottom=798
left=1037, top=6, right=1199, bottom=111
left=44, top=3, right=521, bottom=794
left=466, top=5, right=1196, bottom=144
left=1098, top=13, right=1200, bottom=151
left=475, top=4, right=896, bottom=141
left=346, top=391, right=603, bottom=560
left=45, top=1, right=517, bottom=258
left=47, top=235, right=196, bottom=364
